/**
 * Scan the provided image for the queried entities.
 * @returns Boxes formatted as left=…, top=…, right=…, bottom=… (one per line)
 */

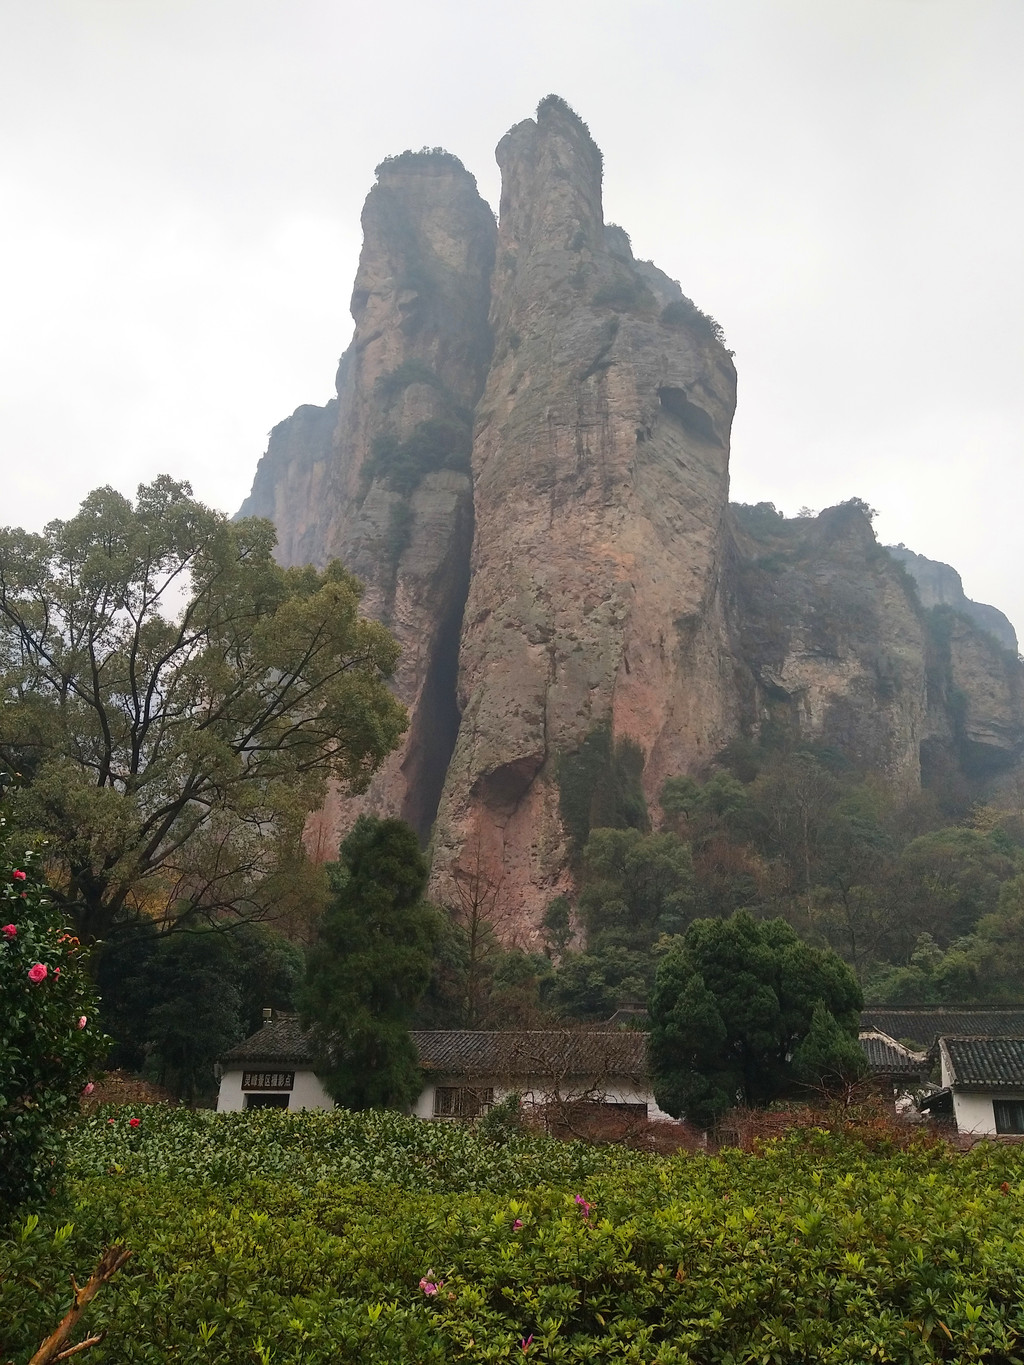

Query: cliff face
left=241, top=152, right=496, bottom=841
left=429, top=99, right=740, bottom=928
left=886, top=545, right=1018, bottom=653
left=239, top=98, right=1024, bottom=935
left=730, top=503, right=930, bottom=790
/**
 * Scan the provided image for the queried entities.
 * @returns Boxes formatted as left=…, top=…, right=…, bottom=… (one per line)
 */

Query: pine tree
left=300, top=817, right=438, bottom=1110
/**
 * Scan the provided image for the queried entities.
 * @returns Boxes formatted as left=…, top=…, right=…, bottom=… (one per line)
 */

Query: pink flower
left=82, top=1082, right=95, bottom=1096
left=574, top=1194, right=592, bottom=1220
left=521, top=1336, right=534, bottom=1353
left=419, top=1276, right=442, bottom=1295
left=1, top=924, right=15, bottom=939
left=107, top=1118, right=116, bottom=1125
left=128, top=1117, right=140, bottom=1128
left=27, top=962, right=48, bottom=983
left=12, top=869, right=26, bottom=881
left=78, top=1016, right=88, bottom=1029
left=513, top=1219, right=523, bottom=1230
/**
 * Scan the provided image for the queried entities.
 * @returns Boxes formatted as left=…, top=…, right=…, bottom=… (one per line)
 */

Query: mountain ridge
left=239, top=97, right=1024, bottom=938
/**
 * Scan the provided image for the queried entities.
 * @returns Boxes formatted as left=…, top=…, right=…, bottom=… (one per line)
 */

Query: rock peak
left=239, top=99, right=1024, bottom=940
left=373, top=147, right=476, bottom=186
left=496, top=96, right=605, bottom=254
left=534, top=94, right=604, bottom=174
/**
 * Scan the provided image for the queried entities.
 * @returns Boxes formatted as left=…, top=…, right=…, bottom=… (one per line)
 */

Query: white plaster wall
left=413, top=1076, right=673, bottom=1122
left=289, top=1071, right=335, bottom=1111
left=215, top=1066, right=334, bottom=1113
left=217, top=1069, right=246, bottom=1112
left=953, top=1092, right=996, bottom=1135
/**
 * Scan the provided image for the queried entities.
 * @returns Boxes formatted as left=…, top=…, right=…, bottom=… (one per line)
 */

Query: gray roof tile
left=860, top=1007, right=1024, bottom=1050
left=858, top=1030, right=929, bottom=1078
left=220, top=1022, right=908, bottom=1082
left=942, top=1036, right=1024, bottom=1090
left=220, top=1017, right=315, bottom=1065
left=410, top=1030, right=648, bottom=1078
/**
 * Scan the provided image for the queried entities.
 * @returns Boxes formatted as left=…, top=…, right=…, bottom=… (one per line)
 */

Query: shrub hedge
left=5, top=1108, right=1024, bottom=1362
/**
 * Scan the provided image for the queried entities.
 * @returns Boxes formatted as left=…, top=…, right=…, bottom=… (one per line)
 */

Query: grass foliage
left=6, top=1108, right=1024, bottom=1361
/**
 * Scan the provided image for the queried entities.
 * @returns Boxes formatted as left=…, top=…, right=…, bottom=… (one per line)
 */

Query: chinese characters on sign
left=242, top=1071, right=295, bottom=1091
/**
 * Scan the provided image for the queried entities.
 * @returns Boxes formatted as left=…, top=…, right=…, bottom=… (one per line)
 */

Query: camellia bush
left=0, top=818, right=106, bottom=1216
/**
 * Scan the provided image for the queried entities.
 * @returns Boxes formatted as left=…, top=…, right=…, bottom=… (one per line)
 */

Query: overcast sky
left=3, top=0, right=1021, bottom=637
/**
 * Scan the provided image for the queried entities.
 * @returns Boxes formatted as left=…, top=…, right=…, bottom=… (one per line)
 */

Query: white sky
left=2, top=0, right=1022, bottom=637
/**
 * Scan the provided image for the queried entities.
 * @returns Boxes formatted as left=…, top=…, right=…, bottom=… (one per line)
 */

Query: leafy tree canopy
left=300, top=817, right=438, bottom=1110
left=549, top=945, right=652, bottom=1022
left=650, top=911, right=863, bottom=1128
left=578, top=827, right=694, bottom=952
left=0, top=478, right=407, bottom=942
left=96, top=919, right=304, bottom=1103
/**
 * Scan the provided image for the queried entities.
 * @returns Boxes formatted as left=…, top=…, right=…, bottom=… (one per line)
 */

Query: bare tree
left=444, top=835, right=518, bottom=1027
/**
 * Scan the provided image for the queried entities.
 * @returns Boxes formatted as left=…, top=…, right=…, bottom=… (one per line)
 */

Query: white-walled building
left=215, top=1016, right=932, bottom=1127
left=215, top=1019, right=671, bottom=1123
left=929, top=1036, right=1024, bottom=1137
left=410, top=1028, right=675, bottom=1127
left=216, top=1017, right=334, bottom=1112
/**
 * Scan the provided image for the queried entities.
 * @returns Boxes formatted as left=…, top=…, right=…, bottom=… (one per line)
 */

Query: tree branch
left=27, top=1245, right=131, bottom=1365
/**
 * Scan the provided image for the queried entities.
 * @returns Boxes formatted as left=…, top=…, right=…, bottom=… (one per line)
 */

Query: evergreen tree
left=791, top=1001, right=868, bottom=1093
left=649, top=911, right=863, bottom=1128
left=300, top=817, right=438, bottom=1110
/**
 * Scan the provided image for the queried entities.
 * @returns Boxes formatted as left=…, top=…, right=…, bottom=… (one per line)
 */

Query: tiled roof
left=941, top=1036, right=1024, bottom=1091
left=858, top=1030, right=929, bottom=1078
left=221, top=1021, right=913, bottom=1081
left=860, top=1007, right=1024, bottom=1050
left=410, top=1030, right=648, bottom=1078
left=220, top=1017, right=315, bottom=1065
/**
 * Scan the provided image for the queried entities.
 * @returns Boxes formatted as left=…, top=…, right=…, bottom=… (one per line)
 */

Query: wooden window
left=432, top=1086, right=494, bottom=1118
left=242, top=1070, right=295, bottom=1091
left=993, top=1099, right=1024, bottom=1134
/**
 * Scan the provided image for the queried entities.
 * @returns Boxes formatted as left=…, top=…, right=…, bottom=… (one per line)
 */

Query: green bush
left=660, top=296, right=730, bottom=349
left=374, top=361, right=443, bottom=403
left=557, top=724, right=648, bottom=856
left=374, top=147, right=468, bottom=178
left=0, top=818, right=106, bottom=1217
left=592, top=276, right=655, bottom=313
left=8, top=1108, right=1024, bottom=1362
left=366, top=417, right=472, bottom=497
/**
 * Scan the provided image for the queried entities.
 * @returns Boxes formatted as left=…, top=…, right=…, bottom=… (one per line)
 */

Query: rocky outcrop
left=239, top=98, right=1024, bottom=937
left=241, top=151, right=496, bottom=841
left=886, top=545, right=1018, bottom=653
left=730, top=502, right=930, bottom=789
left=429, top=98, right=740, bottom=932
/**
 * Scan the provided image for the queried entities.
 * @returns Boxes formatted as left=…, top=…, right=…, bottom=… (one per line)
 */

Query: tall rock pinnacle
left=240, top=150, right=496, bottom=843
left=429, top=97, right=740, bottom=932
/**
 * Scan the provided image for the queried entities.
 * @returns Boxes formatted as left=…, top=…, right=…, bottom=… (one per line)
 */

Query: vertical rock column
left=240, top=153, right=496, bottom=849
left=431, top=98, right=741, bottom=938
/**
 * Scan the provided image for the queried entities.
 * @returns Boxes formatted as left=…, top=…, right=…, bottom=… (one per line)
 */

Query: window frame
left=993, top=1098, right=1024, bottom=1134
left=432, top=1085, right=495, bottom=1119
